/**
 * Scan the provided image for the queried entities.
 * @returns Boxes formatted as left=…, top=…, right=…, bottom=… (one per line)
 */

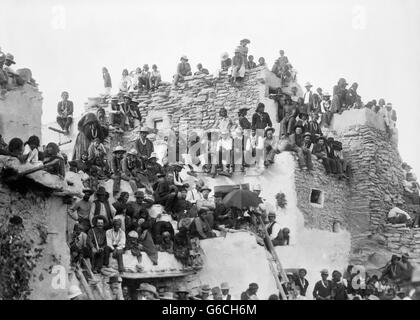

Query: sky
left=1, top=0, right=420, bottom=173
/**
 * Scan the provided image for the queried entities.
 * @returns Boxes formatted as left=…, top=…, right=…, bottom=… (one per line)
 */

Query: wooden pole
left=81, top=258, right=106, bottom=300
left=257, top=216, right=288, bottom=300
left=75, top=266, right=95, bottom=300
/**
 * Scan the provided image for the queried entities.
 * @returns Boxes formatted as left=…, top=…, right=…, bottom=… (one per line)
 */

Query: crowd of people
left=1, top=39, right=417, bottom=301
left=0, top=48, right=37, bottom=97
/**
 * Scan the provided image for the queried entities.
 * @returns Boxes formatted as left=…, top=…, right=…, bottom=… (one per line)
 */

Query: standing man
left=105, top=218, right=126, bottom=273
left=294, top=268, right=309, bottom=297
left=56, top=91, right=74, bottom=133
left=241, top=283, right=259, bottom=300
left=303, top=82, right=314, bottom=114
left=220, top=282, right=232, bottom=300
left=265, top=212, right=282, bottom=246
left=68, top=189, right=94, bottom=232
left=313, top=269, right=332, bottom=300
left=331, top=270, right=348, bottom=300
left=135, top=127, right=154, bottom=160
left=111, top=146, right=127, bottom=196
left=89, top=186, right=116, bottom=228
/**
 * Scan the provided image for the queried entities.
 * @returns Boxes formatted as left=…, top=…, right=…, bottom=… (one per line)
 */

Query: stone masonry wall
left=383, top=224, right=420, bottom=265
left=334, top=124, right=405, bottom=235
left=294, top=154, right=350, bottom=231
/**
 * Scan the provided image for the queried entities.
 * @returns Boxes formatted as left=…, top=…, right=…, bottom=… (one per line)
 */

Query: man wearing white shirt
left=303, top=81, right=314, bottom=114
left=266, top=212, right=282, bottom=242
left=105, top=219, right=126, bottom=273
left=220, top=282, right=232, bottom=300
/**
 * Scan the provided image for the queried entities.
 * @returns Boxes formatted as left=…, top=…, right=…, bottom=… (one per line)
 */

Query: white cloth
left=23, top=144, right=39, bottom=163
left=388, top=207, right=411, bottom=220
left=106, top=229, right=126, bottom=250
left=303, top=90, right=312, bottom=104
left=186, top=189, right=203, bottom=203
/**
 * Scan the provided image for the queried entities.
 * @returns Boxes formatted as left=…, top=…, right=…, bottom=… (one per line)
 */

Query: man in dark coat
left=240, top=283, right=259, bottom=300
left=313, top=269, right=332, bottom=300
left=294, top=268, right=309, bottom=296
left=312, top=136, right=335, bottom=174
left=308, top=113, right=323, bottom=143
left=251, top=103, right=272, bottom=130
left=331, top=270, right=348, bottom=300
left=135, top=127, right=154, bottom=160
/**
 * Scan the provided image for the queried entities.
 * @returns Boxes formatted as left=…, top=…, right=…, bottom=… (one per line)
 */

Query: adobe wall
left=383, top=224, right=420, bottom=265
left=0, top=185, right=69, bottom=300
left=0, top=84, right=43, bottom=143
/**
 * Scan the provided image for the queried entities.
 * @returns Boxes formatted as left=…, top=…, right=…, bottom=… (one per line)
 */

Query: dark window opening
left=310, top=189, right=324, bottom=206
left=154, top=119, right=163, bottom=130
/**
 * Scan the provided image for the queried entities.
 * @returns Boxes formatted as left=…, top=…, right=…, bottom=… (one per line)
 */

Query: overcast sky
left=1, top=0, right=419, bottom=173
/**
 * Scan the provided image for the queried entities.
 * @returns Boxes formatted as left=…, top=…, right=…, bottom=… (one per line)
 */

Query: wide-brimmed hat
left=240, top=38, right=251, bottom=44
left=82, top=188, right=94, bottom=195
left=200, top=284, right=211, bottom=293
left=303, top=132, right=312, bottom=138
left=386, top=103, right=393, bottom=109
left=139, top=126, right=149, bottom=133
left=128, top=230, right=139, bottom=238
left=316, top=136, right=327, bottom=143
left=220, top=282, right=231, bottom=290
left=220, top=52, right=229, bottom=61
left=5, top=53, right=16, bottom=64
left=113, top=146, right=126, bottom=154
left=304, top=81, right=313, bottom=87
left=201, top=186, right=211, bottom=192
left=148, top=152, right=158, bottom=160
left=239, top=107, right=251, bottom=112
left=137, top=283, right=159, bottom=298
left=110, top=95, right=119, bottom=101
left=323, top=92, right=331, bottom=97
left=298, top=268, right=307, bottom=275
left=176, top=285, right=190, bottom=294
left=320, top=269, right=329, bottom=275
left=268, top=212, right=276, bottom=217
left=181, top=55, right=188, bottom=61
left=107, top=276, right=122, bottom=284
left=265, top=127, right=275, bottom=135
left=160, top=292, right=176, bottom=300
left=92, top=214, right=109, bottom=227
left=211, top=287, right=222, bottom=295
left=127, top=148, right=138, bottom=156
left=134, top=190, right=145, bottom=198
left=123, top=94, right=132, bottom=100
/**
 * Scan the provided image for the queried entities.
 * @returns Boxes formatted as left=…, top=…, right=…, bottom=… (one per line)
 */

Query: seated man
left=150, top=64, right=161, bottom=90
left=332, top=141, right=350, bottom=178
left=214, top=193, right=234, bottom=229
left=287, top=127, right=313, bottom=171
left=122, top=148, right=144, bottom=193
left=247, top=55, right=257, bottom=69
left=153, top=173, right=178, bottom=213
left=312, top=136, right=335, bottom=175
left=109, top=96, right=126, bottom=132
left=169, top=187, right=193, bottom=221
left=152, top=214, right=175, bottom=245
left=86, top=217, right=108, bottom=273
left=105, top=218, right=126, bottom=273
left=69, top=151, right=91, bottom=173
left=279, top=99, right=298, bottom=137
left=263, top=127, right=280, bottom=167
left=173, top=55, right=192, bottom=85
left=189, top=209, right=216, bottom=240
left=265, top=212, right=290, bottom=246
left=56, top=91, right=74, bottom=133
left=87, top=137, right=107, bottom=162
left=139, top=64, right=151, bottom=91
left=69, top=223, right=89, bottom=265
left=194, top=63, right=209, bottom=76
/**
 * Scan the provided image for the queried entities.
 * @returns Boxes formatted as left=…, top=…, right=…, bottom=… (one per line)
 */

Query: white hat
left=128, top=231, right=139, bottom=238
left=149, top=152, right=158, bottom=160
left=113, top=146, right=126, bottom=153
left=128, top=148, right=138, bottom=156
left=304, top=81, right=313, bottom=87
left=221, top=52, right=229, bottom=61
left=181, top=55, right=188, bottom=61
left=68, top=285, right=83, bottom=299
